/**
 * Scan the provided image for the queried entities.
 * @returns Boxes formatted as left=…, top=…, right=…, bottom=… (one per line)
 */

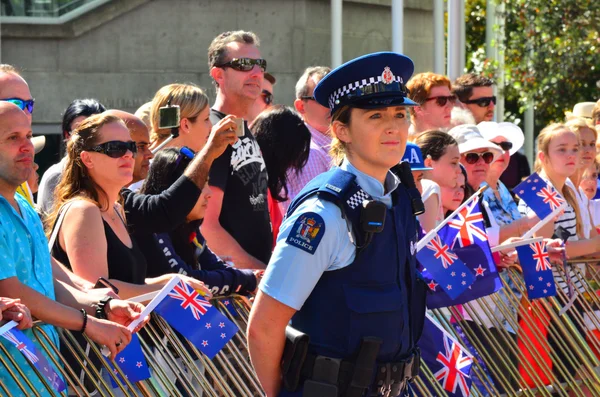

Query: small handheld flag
left=107, top=333, right=150, bottom=387
left=515, top=173, right=566, bottom=220
left=419, top=316, right=474, bottom=397
left=416, top=235, right=476, bottom=299
left=516, top=240, right=556, bottom=299
left=0, top=321, right=66, bottom=393
left=154, top=280, right=238, bottom=359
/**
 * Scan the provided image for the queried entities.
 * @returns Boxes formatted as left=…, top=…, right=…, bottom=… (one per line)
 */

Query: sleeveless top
left=51, top=206, right=147, bottom=285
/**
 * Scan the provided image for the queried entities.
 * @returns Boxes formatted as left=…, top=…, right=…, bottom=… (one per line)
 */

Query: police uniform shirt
left=259, top=159, right=400, bottom=311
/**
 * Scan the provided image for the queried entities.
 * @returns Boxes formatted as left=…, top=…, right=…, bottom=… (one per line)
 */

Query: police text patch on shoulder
left=286, top=213, right=326, bottom=255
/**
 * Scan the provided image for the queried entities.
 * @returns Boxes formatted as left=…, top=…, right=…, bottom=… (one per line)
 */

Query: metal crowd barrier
left=4, top=265, right=600, bottom=397
left=414, top=261, right=600, bottom=397
left=0, top=294, right=262, bottom=397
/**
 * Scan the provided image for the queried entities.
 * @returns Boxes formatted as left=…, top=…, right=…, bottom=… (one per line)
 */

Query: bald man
left=0, top=102, right=143, bottom=394
left=0, top=65, right=34, bottom=124
left=105, top=109, right=153, bottom=183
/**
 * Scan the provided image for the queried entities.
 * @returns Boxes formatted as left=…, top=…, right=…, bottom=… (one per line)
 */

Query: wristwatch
left=95, top=296, right=113, bottom=320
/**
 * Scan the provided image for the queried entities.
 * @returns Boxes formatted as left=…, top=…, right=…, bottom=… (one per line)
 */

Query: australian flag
left=516, top=240, right=557, bottom=299
left=154, top=280, right=238, bottom=359
left=0, top=325, right=66, bottom=393
left=416, top=235, right=476, bottom=299
left=422, top=197, right=501, bottom=308
left=419, top=316, right=474, bottom=397
left=514, top=172, right=566, bottom=220
left=107, top=333, right=150, bottom=387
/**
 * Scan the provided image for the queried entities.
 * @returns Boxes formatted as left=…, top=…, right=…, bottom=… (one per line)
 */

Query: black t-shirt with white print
left=207, top=109, right=272, bottom=264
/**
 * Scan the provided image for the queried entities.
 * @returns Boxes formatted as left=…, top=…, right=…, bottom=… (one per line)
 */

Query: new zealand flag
left=107, top=333, right=150, bottom=387
left=0, top=323, right=66, bottom=393
left=514, top=172, right=566, bottom=220
left=516, top=240, right=557, bottom=299
left=422, top=197, right=501, bottom=308
left=419, top=317, right=474, bottom=396
left=154, top=280, right=238, bottom=359
left=416, top=235, right=476, bottom=299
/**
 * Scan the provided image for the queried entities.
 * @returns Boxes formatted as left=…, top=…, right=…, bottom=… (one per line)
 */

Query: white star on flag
left=202, top=340, right=209, bottom=347
left=205, top=322, right=211, bottom=329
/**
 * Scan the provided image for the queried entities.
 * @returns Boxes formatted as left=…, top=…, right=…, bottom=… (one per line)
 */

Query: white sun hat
left=477, top=121, right=524, bottom=156
left=448, top=124, right=503, bottom=161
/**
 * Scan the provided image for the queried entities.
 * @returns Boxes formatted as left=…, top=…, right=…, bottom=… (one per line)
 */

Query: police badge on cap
left=314, top=51, right=418, bottom=114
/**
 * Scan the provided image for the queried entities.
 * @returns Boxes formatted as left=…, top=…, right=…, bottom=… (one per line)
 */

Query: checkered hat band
left=328, top=75, right=405, bottom=109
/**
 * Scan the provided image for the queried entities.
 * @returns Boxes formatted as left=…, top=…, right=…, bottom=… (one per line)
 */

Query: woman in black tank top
left=45, top=113, right=210, bottom=299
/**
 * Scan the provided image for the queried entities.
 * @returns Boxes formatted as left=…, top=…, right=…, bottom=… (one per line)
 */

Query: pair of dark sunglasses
left=495, top=141, right=513, bottom=152
left=87, top=140, right=137, bottom=158
left=2, top=98, right=35, bottom=113
left=174, top=146, right=195, bottom=169
left=262, top=90, right=273, bottom=105
left=300, top=96, right=316, bottom=101
left=463, top=96, right=497, bottom=108
left=424, top=95, right=456, bottom=107
left=217, top=58, right=267, bottom=72
left=464, top=151, right=494, bottom=164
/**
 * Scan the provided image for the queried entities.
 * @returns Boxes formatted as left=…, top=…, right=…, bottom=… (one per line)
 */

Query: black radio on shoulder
left=360, top=200, right=386, bottom=234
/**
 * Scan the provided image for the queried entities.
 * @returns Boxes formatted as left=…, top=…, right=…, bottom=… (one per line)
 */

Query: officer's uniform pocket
left=343, top=283, right=404, bottom=358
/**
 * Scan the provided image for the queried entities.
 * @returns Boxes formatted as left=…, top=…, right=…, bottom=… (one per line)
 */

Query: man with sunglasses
left=286, top=66, right=332, bottom=209
left=0, top=64, right=34, bottom=124
left=452, top=73, right=496, bottom=123
left=248, top=72, right=276, bottom=125
left=406, top=72, right=455, bottom=136
left=205, top=30, right=272, bottom=269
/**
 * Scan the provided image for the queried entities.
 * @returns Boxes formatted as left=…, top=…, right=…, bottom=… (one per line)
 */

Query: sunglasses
left=423, top=95, right=456, bottom=107
left=2, top=98, right=35, bottom=113
left=262, top=90, right=273, bottom=105
left=464, top=151, right=495, bottom=165
left=300, top=96, right=316, bottom=101
left=494, top=141, right=513, bottom=152
left=463, top=96, right=497, bottom=108
left=217, top=58, right=267, bottom=72
left=87, top=140, right=137, bottom=158
left=174, top=146, right=195, bottom=169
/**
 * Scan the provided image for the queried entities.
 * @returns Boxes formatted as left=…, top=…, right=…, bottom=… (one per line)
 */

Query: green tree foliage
left=465, top=0, right=600, bottom=130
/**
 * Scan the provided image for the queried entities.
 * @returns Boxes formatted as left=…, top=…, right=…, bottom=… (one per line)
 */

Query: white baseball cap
left=448, top=124, right=503, bottom=161
left=477, top=121, right=524, bottom=156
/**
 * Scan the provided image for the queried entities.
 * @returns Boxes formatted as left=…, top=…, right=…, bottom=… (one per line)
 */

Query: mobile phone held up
left=233, top=117, right=245, bottom=138
left=159, top=105, right=180, bottom=129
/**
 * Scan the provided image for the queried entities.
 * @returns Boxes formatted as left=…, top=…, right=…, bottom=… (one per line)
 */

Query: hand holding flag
left=107, top=333, right=151, bottom=387
left=154, top=279, right=238, bottom=359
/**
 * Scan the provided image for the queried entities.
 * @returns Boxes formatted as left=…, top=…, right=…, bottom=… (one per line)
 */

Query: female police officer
left=248, top=52, right=427, bottom=397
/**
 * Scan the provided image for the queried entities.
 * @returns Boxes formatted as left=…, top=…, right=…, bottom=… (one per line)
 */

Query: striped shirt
left=282, top=123, right=333, bottom=211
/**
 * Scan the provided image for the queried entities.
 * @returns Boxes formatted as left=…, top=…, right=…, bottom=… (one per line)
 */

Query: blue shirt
left=0, top=193, right=61, bottom=396
left=482, top=181, right=521, bottom=226
left=260, top=159, right=400, bottom=310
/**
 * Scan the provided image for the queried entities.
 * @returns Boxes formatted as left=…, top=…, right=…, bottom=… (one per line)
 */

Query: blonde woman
left=150, top=83, right=235, bottom=152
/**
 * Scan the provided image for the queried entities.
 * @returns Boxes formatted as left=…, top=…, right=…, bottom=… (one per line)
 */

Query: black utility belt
left=302, top=349, right=420, bottom=397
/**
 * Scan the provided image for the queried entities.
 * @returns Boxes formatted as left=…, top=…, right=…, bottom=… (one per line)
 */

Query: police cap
left=314, top=51, right=418, bottom=114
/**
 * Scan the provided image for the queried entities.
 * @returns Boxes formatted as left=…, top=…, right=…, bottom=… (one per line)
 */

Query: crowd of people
left=1, top=27, right=600, bottom=396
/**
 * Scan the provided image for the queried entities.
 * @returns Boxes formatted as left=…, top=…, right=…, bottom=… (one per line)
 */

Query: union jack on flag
left=425, top=235, right=458, bottom=269
left=1, top=330, right=39, bottom=363
left=447, top=197, right=487, bottom=248
left=515, top=172, right=566, bottom=220
left=536, top=186, right=565, bottom=212
left=434, top=334, right=473, bottom=396
left=167, top=281, right=212, bottom=320
left=516, top=239, right=557, bottom=299
left=419, top=316, right=474, bottom=397
left=531, top=241, right=552, bottom=271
